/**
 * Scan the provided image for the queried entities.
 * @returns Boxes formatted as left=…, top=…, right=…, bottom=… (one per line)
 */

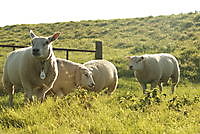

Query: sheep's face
left=30, top=30, right=60, bottom=59
left=127, top=56, right=145, bottom=71
left=80, top=68, right=95, bottom=89
left=31, top=37, right=51, bottom=58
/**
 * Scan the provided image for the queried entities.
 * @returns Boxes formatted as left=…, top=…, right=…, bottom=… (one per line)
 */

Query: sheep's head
left=30, top=30, right=60, bottom=59
left=76, top=66, right=95, bottom=89
left=126, top=56, right=145, bottom=71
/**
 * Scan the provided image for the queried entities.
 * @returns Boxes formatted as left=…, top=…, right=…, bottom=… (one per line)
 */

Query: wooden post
left=66, top=50, right=69, bottom=60
left=95, top=41, right=103, bottom=59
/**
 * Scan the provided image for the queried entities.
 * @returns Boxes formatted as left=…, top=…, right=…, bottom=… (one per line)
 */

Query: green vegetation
left=0, top=12, right=200, bottom=133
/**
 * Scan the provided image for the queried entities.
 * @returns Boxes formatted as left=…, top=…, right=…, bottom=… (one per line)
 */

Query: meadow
left=0, top=12, right=200, bottom=134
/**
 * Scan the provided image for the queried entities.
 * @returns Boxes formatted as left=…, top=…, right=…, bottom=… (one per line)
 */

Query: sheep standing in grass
left=127, top=53, right=180, bottom=94
left=84, top=60, right=118, bottom=94
left=2, top=30, right=60, bottom=105
left=49, top=58, right=95, bottom=98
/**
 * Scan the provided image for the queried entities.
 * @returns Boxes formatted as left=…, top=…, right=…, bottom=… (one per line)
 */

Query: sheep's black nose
left=32, top=49, right=40, bottom=56
left=33, top=49, right=39, bottom=52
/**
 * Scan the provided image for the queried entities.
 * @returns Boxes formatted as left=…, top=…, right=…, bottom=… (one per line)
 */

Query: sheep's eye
left=136, top=58, right=143, bottom=63
left=136, top=61, right=141, bottom=64
left=84, top=74, right=89, bottom=77
left=136, top=60, right=140, bottom=63
left=43, top=41, right=49, bottom=46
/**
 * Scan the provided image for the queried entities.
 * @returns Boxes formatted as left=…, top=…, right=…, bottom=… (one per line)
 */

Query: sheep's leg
left=3, top=83, right=14, bottom=106
left=150, top=81, right=158, bottom=90
left=171, top=76, right=179, bottom=94
left=106, top=86, right=116, bottom=95
left=36, top=88, right=47, bottom=103
left=170, top=65, right=180, bottom=94
left=24, top=95, right=33, bottom=103
left=21, top=81, right=34, bottom=103
left=171, top=82, right=178, bottom=94
left=158, top=82, right=163, bottom=93
left=2, top=72, right=14, bottom=106
left=9, top=87, right=14, bottom=106
left=6, top=85, right=14, bottom=106
left=140, top=83, right=147, bottom=94
left=45, top=89, right=56, bottom=97
left=24, top=89, right=34, bottom=103
left=45, top=88, right=64, bottom=98
left=106, top=82, right=118, bottom=95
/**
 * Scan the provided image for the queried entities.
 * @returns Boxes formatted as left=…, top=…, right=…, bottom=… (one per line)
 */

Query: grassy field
left=0, top=12, right=200, bottom=134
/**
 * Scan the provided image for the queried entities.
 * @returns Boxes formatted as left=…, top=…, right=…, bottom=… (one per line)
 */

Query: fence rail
left=0, top=41, right=103, bottom=60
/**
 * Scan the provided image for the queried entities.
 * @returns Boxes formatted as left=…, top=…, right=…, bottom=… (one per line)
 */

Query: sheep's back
left=84, top=60, right=118, bottom=90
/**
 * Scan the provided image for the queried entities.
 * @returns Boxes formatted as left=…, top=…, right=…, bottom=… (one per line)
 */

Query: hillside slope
left=1, top=12, right=200, bottom=81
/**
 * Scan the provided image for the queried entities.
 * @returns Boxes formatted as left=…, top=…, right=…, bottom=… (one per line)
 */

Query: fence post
left=95, top=41, right=103, bottom=59
left=66, top=50, right=69, bottom=60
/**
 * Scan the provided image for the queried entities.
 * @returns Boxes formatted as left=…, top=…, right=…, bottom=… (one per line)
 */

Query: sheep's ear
left=48, top=32, right=60, bottom=42
left=79, top=68, right=87, bottom=74
left=138, top=56, right=145, bottom=62
left=30, top=30, right=37, bottom=39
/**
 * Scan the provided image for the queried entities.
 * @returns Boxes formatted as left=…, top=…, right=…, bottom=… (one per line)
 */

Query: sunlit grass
left=0, top=86, right=199, bottom=134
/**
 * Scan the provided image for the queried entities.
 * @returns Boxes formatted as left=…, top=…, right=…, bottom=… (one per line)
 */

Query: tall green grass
left=0, top=87, right=199, bottom=134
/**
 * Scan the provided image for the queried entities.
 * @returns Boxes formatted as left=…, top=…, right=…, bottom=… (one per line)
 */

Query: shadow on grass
left=0, top=91, right=25, bottom=111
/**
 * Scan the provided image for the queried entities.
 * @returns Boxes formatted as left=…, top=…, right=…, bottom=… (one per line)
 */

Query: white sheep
left=2, top=30, right=60, bottom=106
left=48, top=58, right=95, bottom=97
left=127, top=53, right=180, bottom=94
left=84, top=59, right=118, bottom=94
